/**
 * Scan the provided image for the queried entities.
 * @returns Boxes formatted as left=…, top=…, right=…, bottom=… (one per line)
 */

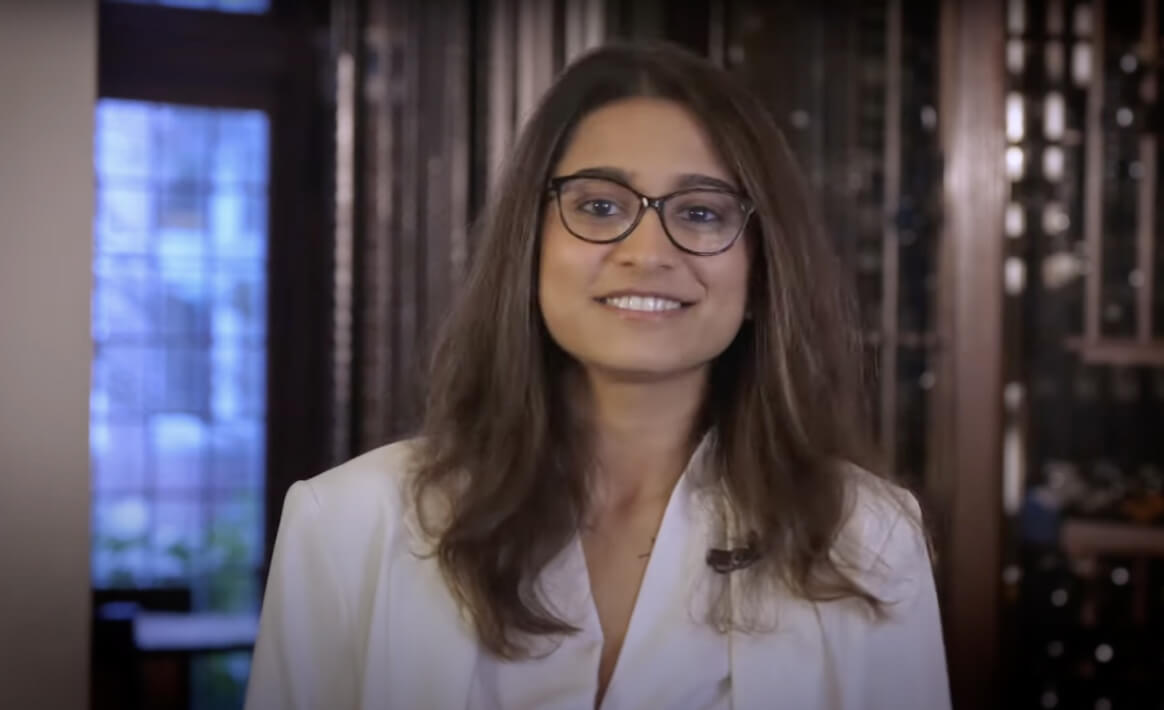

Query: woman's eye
left=680, top=206, right=721, bottom=223
left=580, top=199, right=620, bottom=217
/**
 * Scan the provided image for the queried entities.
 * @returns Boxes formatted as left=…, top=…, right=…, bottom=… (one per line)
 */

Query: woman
left=246, top=41, right=950, bottom=710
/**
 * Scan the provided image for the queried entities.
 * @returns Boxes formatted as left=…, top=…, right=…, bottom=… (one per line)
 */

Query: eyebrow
left=567, top=166, right=741, bottom=194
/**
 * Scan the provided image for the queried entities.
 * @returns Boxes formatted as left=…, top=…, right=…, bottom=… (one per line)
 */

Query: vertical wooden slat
left=707, top=0, right=727, bottom=66
left=488, top=0, right=516, bottom=188
left=355, top=0, right=479, bottom=447
left=936, top=0, right=1006, bottom=707
left=583, top=0, right=606, bottom=54
left=419, top=1, right=443, bottom=407
left=420, top=0, right=472, bottom=364
left=359, top=2, right=393, bottom=452
left=534, top=0, right=556, bottom=103
left=1083, top=0, right=1106, bottom=341
left=393, top=0, right=420, bottom=438
left=513, top=1, right=557, bottom=130
left=1137, top=0, right=1157, bottom=341
left=564, top=0, right=606, bottom=63
left=350, top=0, right=620, bottom=448
left=564, top=0, right=584, bottom=62
left=516, top=0, right=540, bottom=127
left=330, top=0, right=360, bottom=463
left=629, top=0, right=665, bottom=39
left=839, top=2, right=861, bottom=280
left=446, top=1, right=471, bottom=280
left=881, top=0, right=902, bottom=479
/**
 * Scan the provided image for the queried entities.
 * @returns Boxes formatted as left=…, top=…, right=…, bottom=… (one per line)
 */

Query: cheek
left=706, top=251, right=751, bottom=316
left=538, top=224, right=593, bottom=315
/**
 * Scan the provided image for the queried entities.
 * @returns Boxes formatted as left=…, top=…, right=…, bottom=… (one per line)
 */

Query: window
left=91, top=99, right=269, bottom=606
left=91, top=99, right=270, bottom=708
left=92, top=3, right=332, bottom=708
left=108, top=0, right=271, bottom=13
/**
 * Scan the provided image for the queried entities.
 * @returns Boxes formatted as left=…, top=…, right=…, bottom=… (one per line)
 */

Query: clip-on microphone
left=706, top=534, right=761, bottom=573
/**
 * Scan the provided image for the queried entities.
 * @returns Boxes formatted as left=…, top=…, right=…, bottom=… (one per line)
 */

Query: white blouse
left=468, top=465, right=731, bottom=710
left=244, top=438, right=951, bottom=710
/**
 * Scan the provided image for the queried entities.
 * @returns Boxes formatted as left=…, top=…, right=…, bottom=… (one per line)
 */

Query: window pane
left=152, top=414, right=209, bottom=490
left=159, top=188, right=209, bottom=240
left=208, top=491, right=263, bottom=570
left=151, top=498, right=205, bottom=582
left=91, top=420, right=148, bottom=494
left=214, top=0, right=269, bottom=11
left=96, top=187, right=152, bottom=254
left=93, top=256, right=156, bottom=340
left=91, top=99, right=269, bottom=622
left=213, top=261, right=266, bottom=336
left=162, top=346, right=212, bottom=413
left=93, top=495, right=152, bottom=587
left=107, top=0, right=271, bottom=14
left=210, top=191, right=266, bottom=259
left=158, top=258, right=209, bottom=338
left=92, top=344, right=165, bottom=415
left=95, top=99, right=152, bottom=180
left=210, top=340, right=265, bottom=418
left=211, top=419, right=264, bottom=491
left=213, top=112, right=268, bottom=185
left=156, top=106, right=214, bottom=185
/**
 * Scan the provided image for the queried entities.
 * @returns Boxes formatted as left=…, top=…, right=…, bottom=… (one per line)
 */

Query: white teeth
left=602, top=295, right=684, bottom=312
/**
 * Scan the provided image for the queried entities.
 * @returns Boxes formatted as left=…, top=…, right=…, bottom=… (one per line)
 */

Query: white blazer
left=245, top=440, right=951, bottom=710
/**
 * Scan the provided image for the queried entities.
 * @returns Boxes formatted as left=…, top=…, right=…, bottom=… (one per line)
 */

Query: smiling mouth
left=597, top=295, right=691, bottom=313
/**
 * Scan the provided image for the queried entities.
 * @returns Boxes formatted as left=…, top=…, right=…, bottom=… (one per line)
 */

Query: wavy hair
left=411, top=41, right=896, bottom=659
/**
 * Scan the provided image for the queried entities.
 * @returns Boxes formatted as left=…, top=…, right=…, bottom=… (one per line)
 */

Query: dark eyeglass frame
left=546, top=174, right=754, bottom=256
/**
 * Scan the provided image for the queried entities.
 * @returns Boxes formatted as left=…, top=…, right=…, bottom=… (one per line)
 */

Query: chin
left=584, top=354, right=706, bottom=382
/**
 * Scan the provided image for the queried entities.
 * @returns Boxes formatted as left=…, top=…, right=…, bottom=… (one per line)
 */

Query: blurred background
left=0, top=0, right=1162, bottom=708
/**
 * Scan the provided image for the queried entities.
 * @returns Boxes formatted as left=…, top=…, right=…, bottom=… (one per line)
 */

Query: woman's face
left=538, top=97, right=751, bottom=382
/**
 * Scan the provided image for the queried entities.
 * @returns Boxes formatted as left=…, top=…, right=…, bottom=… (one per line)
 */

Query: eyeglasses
left=546, top=174, right=753, bottom=256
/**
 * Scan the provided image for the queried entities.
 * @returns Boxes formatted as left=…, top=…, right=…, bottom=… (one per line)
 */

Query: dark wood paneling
left=935, top=0, right=1006, bottom=707
left=351, top=0, right=474, bottom=451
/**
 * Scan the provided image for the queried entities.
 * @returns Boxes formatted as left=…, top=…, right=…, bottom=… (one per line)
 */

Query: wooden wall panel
left=935, top=0, right=1006, bottom=707
left=346, top=0, right=612, bottom=453
left=348, top=0, right=473, bottom=451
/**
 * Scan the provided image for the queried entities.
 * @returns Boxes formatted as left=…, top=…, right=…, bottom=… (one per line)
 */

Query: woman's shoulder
left=837, top=463, right=922, bottom=544
left=303, top=438, right=420, bottom=508
left=283, top=438, right=424, bottom=550
left=832, top=463, right=931, bottom=603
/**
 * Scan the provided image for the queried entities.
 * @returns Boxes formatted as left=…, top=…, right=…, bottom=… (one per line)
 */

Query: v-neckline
left=579, top=468, right=692, bottom=710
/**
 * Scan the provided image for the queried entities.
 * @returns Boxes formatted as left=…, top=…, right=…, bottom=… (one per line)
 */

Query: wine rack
left=724, top=0, right=943, bottom=493
left=1002, top=0, right=1164, bottom=706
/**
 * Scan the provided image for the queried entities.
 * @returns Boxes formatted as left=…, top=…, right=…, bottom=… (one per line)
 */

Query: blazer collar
left=382, top=429, right=834, bottom=710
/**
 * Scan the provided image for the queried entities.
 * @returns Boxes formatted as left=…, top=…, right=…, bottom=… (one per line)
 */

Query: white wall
left=0, top=2, right=96, bottom=708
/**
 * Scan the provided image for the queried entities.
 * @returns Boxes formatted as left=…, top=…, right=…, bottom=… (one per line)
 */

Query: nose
left=610, top=205, right=678, bottom=268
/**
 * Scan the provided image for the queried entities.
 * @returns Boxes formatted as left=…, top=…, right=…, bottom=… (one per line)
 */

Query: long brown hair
left=412, top=41, right=897, bottom=659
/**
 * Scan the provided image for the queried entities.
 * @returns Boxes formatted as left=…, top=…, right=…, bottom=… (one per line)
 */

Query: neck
left=575, top=365, right=709, bottom=514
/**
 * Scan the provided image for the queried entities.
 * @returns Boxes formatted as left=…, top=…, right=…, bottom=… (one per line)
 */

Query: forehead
left=552, top=97, right=733, bottom=188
